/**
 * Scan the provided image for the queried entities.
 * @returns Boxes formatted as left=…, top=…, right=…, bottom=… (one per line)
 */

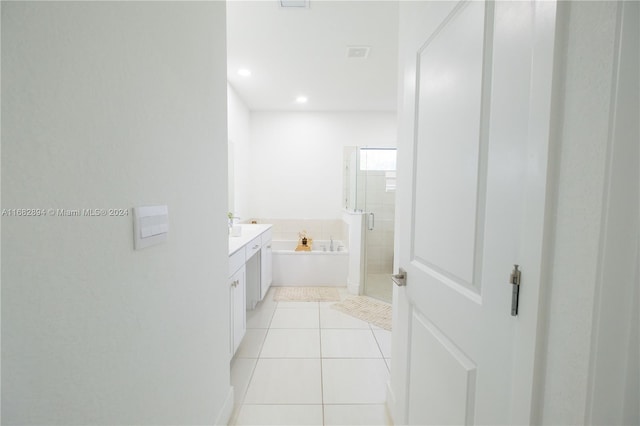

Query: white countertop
left=228, top=223, right=272, bottom=255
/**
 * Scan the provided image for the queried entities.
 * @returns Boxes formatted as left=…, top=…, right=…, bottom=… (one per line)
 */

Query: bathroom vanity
left=228, top=223, right=272, bottom=356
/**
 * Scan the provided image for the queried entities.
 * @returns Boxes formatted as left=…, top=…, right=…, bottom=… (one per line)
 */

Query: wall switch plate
left=133, top=205, right=169, bottom=250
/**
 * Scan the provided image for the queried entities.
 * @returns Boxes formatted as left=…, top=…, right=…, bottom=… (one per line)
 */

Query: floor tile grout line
left=319, top=306, right=326, bottom=426
left=236, top=292, right=273, bottom=418
left=370, top=323, right=387, bottom=360
left=229, top=357, right=258, bottom=426
left=236, top=287, right=391, bottom=424
left=232, top=299, right=278, bottom=423
left=238, top=402, right=387, bottom=406
left=248, top=356, right=383, bottom=360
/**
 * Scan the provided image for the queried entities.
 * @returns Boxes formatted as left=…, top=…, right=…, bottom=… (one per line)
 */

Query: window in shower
left=360, top=148, right=397, bottom=171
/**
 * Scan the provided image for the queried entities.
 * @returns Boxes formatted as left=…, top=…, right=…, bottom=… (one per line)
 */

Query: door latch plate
left=510, top=264, right=521, bottom=316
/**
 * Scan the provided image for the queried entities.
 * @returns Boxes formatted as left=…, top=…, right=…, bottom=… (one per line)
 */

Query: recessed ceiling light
left=346, top=46, right=371, bottom=59
left=237, top=69, right=252, bottom=77
left=295, top=96, right=308, bottom=104
left=280, top=0, right=309, bottom=8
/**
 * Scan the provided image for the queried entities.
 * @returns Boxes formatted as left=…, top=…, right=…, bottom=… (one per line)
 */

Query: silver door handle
left=368, top=212, right=375, bottom=231
left=392, top=268, right=406, bottom=286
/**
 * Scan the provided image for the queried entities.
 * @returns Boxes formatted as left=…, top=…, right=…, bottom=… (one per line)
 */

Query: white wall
left=247, top=112, right=396, bottom=220
left=227, top=84, right=252, bottom=220
left=2, top=3, right=231, bottom=424
left=585, top=2, right=639, bottom=423
left=538, top=1, right=639, bottom=424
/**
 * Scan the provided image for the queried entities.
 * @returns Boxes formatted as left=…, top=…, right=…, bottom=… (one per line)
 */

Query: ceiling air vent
left=346, top=46, right=371, bottom=59
left=280, top=0, right=309, bottom=8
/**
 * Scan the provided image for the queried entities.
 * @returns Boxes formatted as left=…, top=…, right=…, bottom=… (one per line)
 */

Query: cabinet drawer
left=229, top=249, right=245, bottom=277
left=245, top=235, right=262, bottom=260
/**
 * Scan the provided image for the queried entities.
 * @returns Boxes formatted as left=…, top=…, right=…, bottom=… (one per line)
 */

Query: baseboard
left=347, top=279, right=361, bottom=295
left=215, top=386, right=235, bottom=426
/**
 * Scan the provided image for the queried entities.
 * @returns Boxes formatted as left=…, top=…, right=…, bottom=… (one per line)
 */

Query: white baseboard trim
left=215, top=386, right=235, bottom=426
left=347, top=279, right=361, bottom=295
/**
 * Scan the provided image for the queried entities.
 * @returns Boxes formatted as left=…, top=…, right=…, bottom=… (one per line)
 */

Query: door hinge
left=510, top=265, right=521, bottom=316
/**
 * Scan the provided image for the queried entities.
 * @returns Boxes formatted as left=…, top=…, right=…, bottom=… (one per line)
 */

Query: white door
left=390, top=1, right=557, bottom=424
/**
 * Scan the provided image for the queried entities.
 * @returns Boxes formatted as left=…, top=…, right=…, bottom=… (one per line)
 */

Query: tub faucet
left=330, top=236, right=334, bottom=252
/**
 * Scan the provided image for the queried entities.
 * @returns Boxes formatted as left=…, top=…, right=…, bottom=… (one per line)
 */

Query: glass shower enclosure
left=343, top=147, right=396, bottom=302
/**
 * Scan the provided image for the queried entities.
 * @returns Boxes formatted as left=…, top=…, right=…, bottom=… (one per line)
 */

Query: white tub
left=272, top=240, right=348, bottom=286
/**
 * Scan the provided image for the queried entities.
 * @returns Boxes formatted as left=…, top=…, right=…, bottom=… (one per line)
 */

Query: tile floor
left=364, top=273, right=394, bottom=303
left=229, top=287, right=393, bottom=426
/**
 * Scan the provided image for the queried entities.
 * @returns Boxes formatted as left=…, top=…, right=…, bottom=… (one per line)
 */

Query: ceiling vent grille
left=280, top=0, right=309, bottom=8
left=346, top=46, right=371, bottom=59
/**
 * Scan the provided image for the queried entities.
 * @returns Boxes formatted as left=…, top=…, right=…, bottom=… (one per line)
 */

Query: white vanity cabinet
left=260, top=228, right=273, bottom=300
left=228, top=224, right=272, bottom=356
left=245, top=235, right=262, bottom=310
left=228, top=249, right=246, bottom=357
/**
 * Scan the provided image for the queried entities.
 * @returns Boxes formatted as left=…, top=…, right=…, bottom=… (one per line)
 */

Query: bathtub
left=271, top=240, right=349, bottom=286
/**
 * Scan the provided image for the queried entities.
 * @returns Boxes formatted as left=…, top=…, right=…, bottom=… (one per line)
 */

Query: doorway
left=345, top=147, right=396, bottom=302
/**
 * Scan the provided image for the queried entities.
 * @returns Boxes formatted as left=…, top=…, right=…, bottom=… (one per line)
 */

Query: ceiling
left=226, top=1, right=399, bottom=112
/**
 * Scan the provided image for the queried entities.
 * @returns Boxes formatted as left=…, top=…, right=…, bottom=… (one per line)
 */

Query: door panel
left=408, top=311, right=477, bottom=425
left=413, top=1, right=488, bottom=292
left=391, top=1, right=557, bottom=424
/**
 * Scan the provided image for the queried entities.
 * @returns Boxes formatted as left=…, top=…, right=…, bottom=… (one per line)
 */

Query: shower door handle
left=368, top=212, right=375, bottom=231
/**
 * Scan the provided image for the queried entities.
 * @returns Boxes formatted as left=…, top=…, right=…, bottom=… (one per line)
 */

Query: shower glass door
left=359, top=148, right=396, bottom=302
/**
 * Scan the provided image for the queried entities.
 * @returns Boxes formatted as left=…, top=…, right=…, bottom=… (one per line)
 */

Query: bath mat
left=273, top=286, right=341, bottom=302
left=331, top=296, right=392, bottom=331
